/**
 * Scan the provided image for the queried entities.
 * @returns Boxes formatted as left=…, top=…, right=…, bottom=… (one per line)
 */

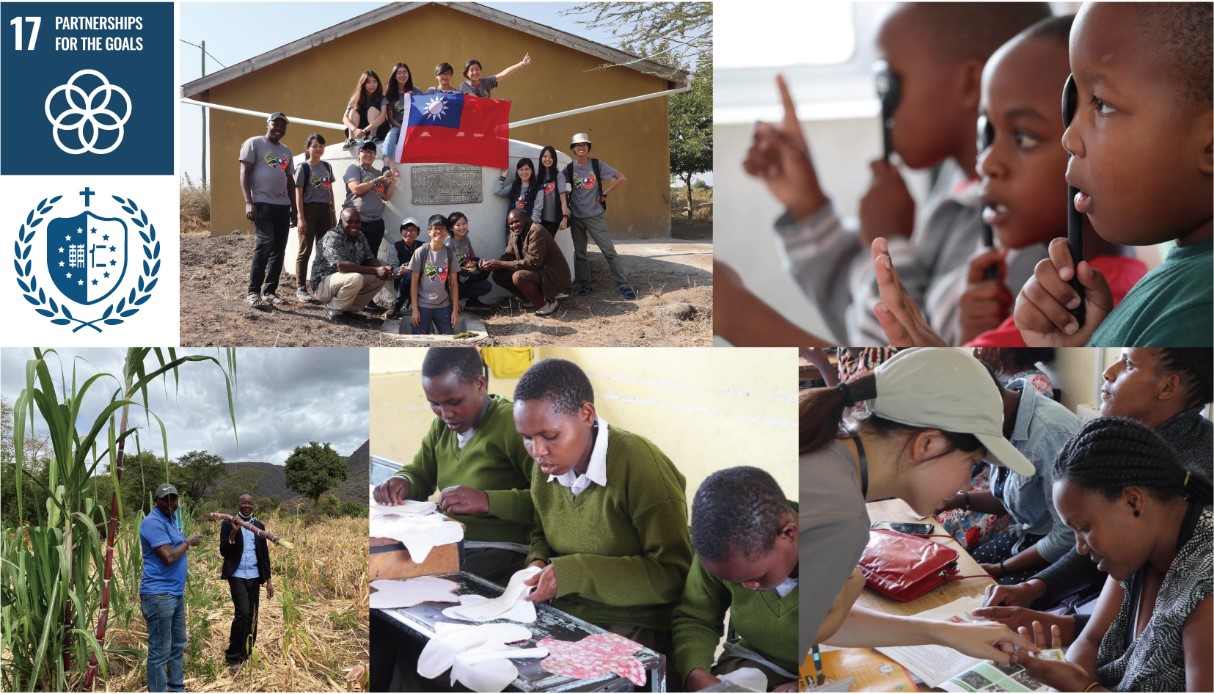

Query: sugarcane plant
left=203, top=513, right=295, bottom=549
left=0, top=348, right=237, bottom=691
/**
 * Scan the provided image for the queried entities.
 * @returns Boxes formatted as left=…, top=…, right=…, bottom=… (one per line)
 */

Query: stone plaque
left=410, top=164, right=483, bottom=205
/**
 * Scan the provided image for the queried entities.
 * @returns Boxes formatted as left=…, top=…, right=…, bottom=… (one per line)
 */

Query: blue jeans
left=141, top=593, right=186, bottom=692
left=383, top=126, right=401, bottom=163
left=413, top=304, right=454, bottom=335
left=393, top=271, right=413, bottom=304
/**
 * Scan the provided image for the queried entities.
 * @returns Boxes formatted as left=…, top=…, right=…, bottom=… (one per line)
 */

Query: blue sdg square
left=1, top=3, right=173, bottom=175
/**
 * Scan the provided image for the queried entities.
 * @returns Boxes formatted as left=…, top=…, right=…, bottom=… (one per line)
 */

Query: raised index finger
left=775, top=75, right=806, bottom=149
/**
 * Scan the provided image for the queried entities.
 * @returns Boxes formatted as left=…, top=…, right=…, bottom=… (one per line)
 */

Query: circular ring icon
left=44, top=70, right=132, bottom=155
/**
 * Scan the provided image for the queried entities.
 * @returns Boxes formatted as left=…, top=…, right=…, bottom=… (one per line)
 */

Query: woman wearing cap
left=343, top=141, right=397, bottom=275
left=799, top=348, right=1038, bottom=665
left=1010, top=417, right=1211, bottom=693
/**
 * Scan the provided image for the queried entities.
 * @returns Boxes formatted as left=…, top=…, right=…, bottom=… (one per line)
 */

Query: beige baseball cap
left=869, top=349, right=1035, bottom=476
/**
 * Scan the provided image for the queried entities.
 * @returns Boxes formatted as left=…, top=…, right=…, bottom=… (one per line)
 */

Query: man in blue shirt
left=139, top=484, right=201, bottom=692
left=219, top=494, right=274, bottom=670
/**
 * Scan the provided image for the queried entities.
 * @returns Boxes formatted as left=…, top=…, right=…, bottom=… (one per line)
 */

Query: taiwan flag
left=396, top=93, right=511, bottom=169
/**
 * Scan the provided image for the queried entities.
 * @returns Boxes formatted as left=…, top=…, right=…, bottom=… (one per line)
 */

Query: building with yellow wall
left=181, top=2, right=688, bottom=240
left=369, top=347, right=799, bottom=510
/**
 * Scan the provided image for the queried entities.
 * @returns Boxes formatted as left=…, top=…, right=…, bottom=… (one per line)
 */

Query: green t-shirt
left=396, top=394, right=534, bottom=545
left=1089, top=239, right=1213, bottom=346
left=528, top=425, right=692, bottom=631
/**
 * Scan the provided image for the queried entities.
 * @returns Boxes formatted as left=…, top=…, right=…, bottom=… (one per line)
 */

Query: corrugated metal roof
left=181, top=1, right=689, bottom=99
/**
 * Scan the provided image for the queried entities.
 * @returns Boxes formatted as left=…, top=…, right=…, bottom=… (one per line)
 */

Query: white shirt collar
left=456, top=426, right=476, bottom=449
left=773, top=576, right=798, bottom=598
left=549, top=416, right=609, bottom=496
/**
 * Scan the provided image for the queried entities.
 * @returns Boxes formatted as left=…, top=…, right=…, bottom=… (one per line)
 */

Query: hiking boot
left=262, top=292, right=287, bottom=307
left=342, top=138, right=356, bottom=150
left=295, top=287, right=312, bottom=302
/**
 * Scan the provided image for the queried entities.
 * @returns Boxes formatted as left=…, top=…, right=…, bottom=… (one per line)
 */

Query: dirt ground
left=180, top=221, right=712, bottom=347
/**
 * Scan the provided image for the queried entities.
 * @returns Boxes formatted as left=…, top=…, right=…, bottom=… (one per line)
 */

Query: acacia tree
left=284, top=441, right=346, bottom=505
left=670, top=57, right=712, bottom=219
left=173, top=450, right=225, bottom=502
left=563, top=2, right=711, bottom=71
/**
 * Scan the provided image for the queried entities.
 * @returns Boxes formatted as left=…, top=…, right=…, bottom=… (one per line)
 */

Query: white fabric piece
left=718, top=667, right=768, bottom=692
left=369, top=512, right=463, bottom=562
left=418, top=622, right=540, bottom=692
left=443, top=593, right=537, bottom=624
left=369, top=493, right=437, bottom=520
left=442, top=566, right=541, bottom=623
left=451, top=646, right=549, bottom=692
left=369, top=576, right=460, bottom=609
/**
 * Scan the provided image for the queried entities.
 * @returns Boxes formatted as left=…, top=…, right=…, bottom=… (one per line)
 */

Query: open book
left=873, top=597, right=1053, bottom=692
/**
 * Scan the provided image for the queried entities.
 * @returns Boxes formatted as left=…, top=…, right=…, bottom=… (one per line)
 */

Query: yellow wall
left=369, top=347, right=799, bottom=508
left=200, top=3, right=674, bottom=239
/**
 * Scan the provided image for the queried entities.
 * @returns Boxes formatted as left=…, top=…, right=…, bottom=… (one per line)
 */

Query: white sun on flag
left=422, top=96, right=449, bottom=120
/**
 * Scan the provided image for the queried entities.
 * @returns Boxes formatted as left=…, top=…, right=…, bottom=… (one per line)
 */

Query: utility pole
left=201, top=39, right=207, bottom=183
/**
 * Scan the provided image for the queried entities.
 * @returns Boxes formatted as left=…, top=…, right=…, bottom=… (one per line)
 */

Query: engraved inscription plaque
left=410, top=164, right=483, bottom=205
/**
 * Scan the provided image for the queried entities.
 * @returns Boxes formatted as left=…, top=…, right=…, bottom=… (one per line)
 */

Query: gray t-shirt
left=238, top=136, right=295, bottom=205
left=444, top=236, right=479, bottom=272
left=295, top=161, right=335, bottom=205
left=800, top=438, right=871, bottom=657
left=460, top=75, right=499, bottom=98
left=538, top=171, right=567, bottom=223
left=407, top=245, right=454, bottom=309
left=343, top=164, right=386, bottom=222
left=567, top=159, right=618, bottom=219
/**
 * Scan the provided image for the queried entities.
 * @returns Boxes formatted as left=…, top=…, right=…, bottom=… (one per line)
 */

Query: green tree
left=669, top=57, right=712, bottom=219
left=173, top=450, right=226, bottom=501
left=284, top=441, right=346, bottom=505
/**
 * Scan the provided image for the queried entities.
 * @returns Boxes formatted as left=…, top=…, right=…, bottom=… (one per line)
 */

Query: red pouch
left=858, top=529, right=960, bottom=602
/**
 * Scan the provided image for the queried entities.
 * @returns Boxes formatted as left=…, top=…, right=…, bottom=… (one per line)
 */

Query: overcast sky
left=1, top=348, right=368, bottom=468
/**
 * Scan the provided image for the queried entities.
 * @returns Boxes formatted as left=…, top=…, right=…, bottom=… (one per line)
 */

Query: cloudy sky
left=1, top=348, right=368, bottom=468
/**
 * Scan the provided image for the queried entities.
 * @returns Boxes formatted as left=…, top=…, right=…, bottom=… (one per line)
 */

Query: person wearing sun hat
left=796, top=348, right=1037, bottom=672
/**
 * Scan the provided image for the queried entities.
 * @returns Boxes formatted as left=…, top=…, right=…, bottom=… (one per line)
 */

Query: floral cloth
left=538, top=633, right=647, bottom=686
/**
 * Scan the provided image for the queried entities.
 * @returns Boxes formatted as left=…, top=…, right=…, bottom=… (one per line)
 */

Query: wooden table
left=856, top=498, right=995, bottom=616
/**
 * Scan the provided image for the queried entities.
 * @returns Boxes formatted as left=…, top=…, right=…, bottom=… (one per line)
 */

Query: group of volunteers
left=238, top=53, right=637, bottom=331
left=800, top=347, right=1211, bottom=693
left=371, top=348, right=800, bottom=691
left=717, top=2, right=1212, bottom=349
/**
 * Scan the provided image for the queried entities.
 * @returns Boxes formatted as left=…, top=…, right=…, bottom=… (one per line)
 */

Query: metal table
left=373, top=571, right=666, bottom=692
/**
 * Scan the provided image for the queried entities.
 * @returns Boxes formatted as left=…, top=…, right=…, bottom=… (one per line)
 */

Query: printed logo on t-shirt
left=542, top=182, right=556, bottom=195
left=264, top=150, right=288, bottom=171
left=573, top=174, right=597, bottom=190
left=362, top=173, right=384, bottom=194
left=310, top=174, right=332, bottom=190
left=457, top=249, right=478, bottom=271
left=424, top=258, right=450, bottom=283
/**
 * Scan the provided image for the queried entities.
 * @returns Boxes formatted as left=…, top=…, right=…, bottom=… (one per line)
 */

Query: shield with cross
left=45, top=210, right=128, bottom=305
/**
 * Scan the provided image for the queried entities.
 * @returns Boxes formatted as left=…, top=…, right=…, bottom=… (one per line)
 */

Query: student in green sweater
left=674, top=467, right=799, bottom=692
left=515, top=358, right=692, bottom=655
left=372, top=347, right=534, bottom=585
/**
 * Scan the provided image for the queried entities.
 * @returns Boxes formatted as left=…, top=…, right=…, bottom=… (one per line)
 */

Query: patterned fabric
left=310, top=227, right=374, bottom=285
left=1095, top=505, right=1212, bottom=692
left=539, top=633, right=647, bottom=686
left=935, top=467, right=1012, bottom=550
left=836, top=348, right=901, bottom=383
left=1009, top=369, right=1054, bottom=400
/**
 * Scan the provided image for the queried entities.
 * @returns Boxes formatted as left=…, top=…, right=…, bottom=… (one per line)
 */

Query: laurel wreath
left=14, top=194, right=160, bottom=333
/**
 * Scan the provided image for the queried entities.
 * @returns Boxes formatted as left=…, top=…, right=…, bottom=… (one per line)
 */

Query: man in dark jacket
left=219, top=494, right=273, bottom=669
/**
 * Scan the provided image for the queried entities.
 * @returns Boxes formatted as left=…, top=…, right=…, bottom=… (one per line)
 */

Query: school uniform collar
left=549, top=416, right=609, bottom=495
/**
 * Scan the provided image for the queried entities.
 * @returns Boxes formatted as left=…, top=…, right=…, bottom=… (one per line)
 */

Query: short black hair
left=427, top=213, right=448, bottom=230
left=1019, top=13, right=1073, bottom=48
left=1133, top=3, right=1213, bottom=105
left=421, top=347, right=484, bottom=384
left=691, top=466, right=791, bottom=562
left=1156, top=349, right=1214, bottom=411
left=435, top=62, right=454, bottom=76
left=513, top=359, right=593, bottom=416
left=901, top=3, right=1054, bottom=63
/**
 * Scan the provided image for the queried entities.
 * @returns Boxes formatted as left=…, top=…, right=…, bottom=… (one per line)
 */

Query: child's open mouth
left=981, top=201, right=1011, bottom=227
left=1073, top=189, right=1092, bottom=214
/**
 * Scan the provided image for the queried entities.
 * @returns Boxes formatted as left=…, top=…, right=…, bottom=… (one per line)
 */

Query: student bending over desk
left=515, top=358, right=692, bottom=657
